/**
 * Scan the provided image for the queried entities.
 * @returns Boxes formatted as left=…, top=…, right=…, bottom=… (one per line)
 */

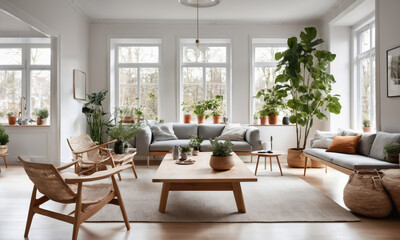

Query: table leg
left=158, top=183, right=170, bottom=213
left=264, top=156, right=266, bottom=170
left=3, top=156, right=7, bottom=168
left=232, top=182, right=246, bottom=213
left=250, top=155, right=253, bottom=163
left=276, top=156, right=283, bottom=176
left=255, top=155, right=260, bottom=175
left=269, top=156, right=272, bottom=172
left=147, top=156, right=150, bottom=168
left=303, top=157, right=308, bottom=176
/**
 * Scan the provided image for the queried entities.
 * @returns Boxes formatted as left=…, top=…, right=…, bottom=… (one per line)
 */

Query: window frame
left=0, top=43, right=51, bottom=123
left=114, top=42, right=162, bottom=119
left=178, top=39, right=232, bottom=122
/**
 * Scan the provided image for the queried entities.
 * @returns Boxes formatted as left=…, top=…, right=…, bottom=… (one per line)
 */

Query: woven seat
left=20, top=156, right=130, bottom=240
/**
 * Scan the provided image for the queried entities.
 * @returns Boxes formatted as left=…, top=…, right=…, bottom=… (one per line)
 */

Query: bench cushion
left=150, top=140, right=190, bottom=152
left=173, top=124, right=198, bottom=139
left=200, top=140, right=252, bottom=152
left=304, top=148, right=337, bottom=163
left=332, top=154, right=399, bottom=170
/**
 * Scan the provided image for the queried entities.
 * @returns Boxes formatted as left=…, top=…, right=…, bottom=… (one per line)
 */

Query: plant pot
left=8, top=116, right=16, bottom=125
left=282, top=116, right=290, bottom=125
left=0, top=145, right=7, bottom=155
left=268, top=114, right=279, bottom=124
left=114, top=140, right=125, bottom=154
left=122, top=116, right=135, bottom=123
left=180, top=152, right=188, bottom=160
left=287, top=148, right=311, bottom=168
left=37, top=117, right=47, bottom=125
left=183, top=114, right=192, bottom=124
left=386, top=153, right=399, bottom=163
left=253, top=118, right=259, bottom=125
left=213, top=115, right=221, bottom=124
left=138, top=115, right=145, bottom=121
left=192, top=149, right=199, bottom=156
left=363, top=127, right=371, bottom=132
left=260, top=117, right=267, bottom=125
left=209, top=155, right=235, bottom=171
left=197, top=115, right=205, bottom=124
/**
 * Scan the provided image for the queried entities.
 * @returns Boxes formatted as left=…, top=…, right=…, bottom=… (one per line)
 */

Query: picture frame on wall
left=387, top=46, right=400, bottom=97
left=73, top=69, right=86, bottom=100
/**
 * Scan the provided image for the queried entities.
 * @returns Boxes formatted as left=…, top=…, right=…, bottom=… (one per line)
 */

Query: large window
left=180, top=39, right=231, bottom=121
left=356, top=23, right=375, bottom=129
left=114, top=40, right=161, bottom=120
left=251, top=39, right=287, bottom=120
left=0, top=43, right=51, bottom=123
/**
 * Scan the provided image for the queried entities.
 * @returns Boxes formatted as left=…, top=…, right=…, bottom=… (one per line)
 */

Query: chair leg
left=131, top=162, right=138, bottom=178
left=72, top=184, right=83, bottom=240
left=325, top=165, right=328, bottom=173
left=3, top=156, right=7, bottom=168
left=24, top=187, right=37, bottom=237
left=112, top=176, right=130, bottom=230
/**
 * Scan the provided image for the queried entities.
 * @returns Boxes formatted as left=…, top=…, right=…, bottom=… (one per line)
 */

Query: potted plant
left=193, top=100, right=208, bottom=124
left=181, top=102, right=193, bottom=124
left=180, top=146, right=191, bottom=160
left=258, top=108, right=268, bottom=125
left=255, top=88, right=284, bottom=125
left=362, top=119, right=371, bottom=132
left=384, top=143, right=400, bottom=163
left=135, top=105, right=145, bottom=121
left=253, top=113, right=259, bottom=125
left=0, top=124, right=9, bottom=155
left=7, top=111, right=17, bottom=125
left=189, top=135, right=203, bottom=156
left=33, top=108, right=49, bottom=125
left=120, top=106, right=135, bottom=123
left=208, top=95, right=223, bottom=124
left=82, top=90, right=112, bottom=144
left=209, top=137, right=235, bottom=171
left=274, top=27, right=341, bottom=167
left=107, top=122, right=142, bottom=154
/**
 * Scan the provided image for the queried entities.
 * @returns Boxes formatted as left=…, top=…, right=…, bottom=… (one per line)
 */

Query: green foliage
left=181, top=102, right=194, bottom=114
left=0, top=124, right=9, bottom=145
left=255, top=88, right=285, bottom=116
left=210, top=137, right=233, bottom=157
left=193, top=95, right=224, bottom=117
left=193, top=101, right=208, bottom=117
left=119, top=106, right=134, bottom=117
left=362, top=119, right=371, bottom=127
left=135, top=105, right=144, bottom=116
left=180, top=146, right=191, bottom=153
left=82, top=90, right=112, bottom=144
left=107, top=122, right=142, bottom=142
left=7, top=111, right=16, bottom=117
left=189, top=135, right=203, bottom=150
left=274, top=27, right=341, bottom=149
left=384, top=142, right=400, bottom=154
left=33, top=108, right=49, bottom=119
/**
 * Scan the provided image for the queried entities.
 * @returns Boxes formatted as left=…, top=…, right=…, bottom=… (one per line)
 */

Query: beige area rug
left=88, top=166, right=359, bottom=223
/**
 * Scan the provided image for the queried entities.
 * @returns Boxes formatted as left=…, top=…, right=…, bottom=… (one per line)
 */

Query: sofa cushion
left=311, top=130, right=343, bottom=149
left=149, top=140, right=190, bottom=152
left=150, top=123, right=178, bottom=141
left=218, top=124, right=248, bottom=141
left=304, top=148, right=336, bottom=163
left=332, top=154, right=399, bottom=170
left=173, top=124, right=198, bottom=139
left=198, top=125, right=225, bottom=140
left=342, top=129, right=376, bottom=156
left=326, top=135, right=362, bottom=154
left=200, top=140, right=252, bottom=152
left=369, top=132, right=400, bottom=160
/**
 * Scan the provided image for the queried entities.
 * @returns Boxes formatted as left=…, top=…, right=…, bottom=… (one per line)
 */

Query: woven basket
left=287, top=148, right=311, bottom=168
left=343, top=170, right=393, bottom=218
left=382, top=169, right=400, bottom=214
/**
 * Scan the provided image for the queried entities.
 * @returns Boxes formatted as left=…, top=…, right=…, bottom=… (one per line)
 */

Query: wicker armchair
left=19, top=156, right=130, bottom=240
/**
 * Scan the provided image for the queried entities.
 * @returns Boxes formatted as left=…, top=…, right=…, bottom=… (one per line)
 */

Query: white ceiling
left=75, top=0, right=341, bottom=23
left=0, top=10, right=45, bottom=37
left=333, top=0, right=374, bottom=26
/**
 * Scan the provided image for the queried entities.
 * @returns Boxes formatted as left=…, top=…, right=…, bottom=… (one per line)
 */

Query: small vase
left=183, top=114, right=192, bottom=124
left=192, top=149, right=199, bottom=156
left=197, top=115, right=205, bottom=124
left=268, top=114, right=278, bottom=124
left=282, top=116, right=289, bottom=125
left=213, top=115, right=221, bottom=124
left=114, top=140, right=124, bottom=154
left=37, top=117, right=45, bottom=125
left=210, top=155, right=235, bottom=171
left=260, top=117, right=267, bottom=125
left=363, top=127, right=371, bottom=132
left=181, top=152, right=188, bottom=160
left=8, top=116, right=17, bottom=125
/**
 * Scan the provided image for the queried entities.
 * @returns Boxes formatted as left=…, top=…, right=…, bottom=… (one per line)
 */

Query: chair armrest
left=135, top=125, right=152, bottom=156
left=98, top=139, right=117, bottom=148
left=245, top=127, right=262, bottom=151
left=64, top=165, right=131, bottom=184
left=57, top=160, right=80, bottom=171
left=72, top=145, right=101, bottom=155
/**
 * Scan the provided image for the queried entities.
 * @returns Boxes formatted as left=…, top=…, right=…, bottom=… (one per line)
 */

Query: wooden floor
left=1, top=159, right=400, bottom=240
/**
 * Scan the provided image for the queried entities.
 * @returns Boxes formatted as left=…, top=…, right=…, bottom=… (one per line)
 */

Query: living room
left=0, top=0, right=400, bottom=239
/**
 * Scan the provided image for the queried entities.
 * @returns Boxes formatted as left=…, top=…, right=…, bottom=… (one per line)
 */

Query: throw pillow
left=326, top=135, right=362, bottom=154
left=150, top=123, right=178, bottom=142
left=311, top=130, right=344, bottom=149
left=342, top=129, right=377, bottom=156
left=369, top=132, right=400, bottom=161
left=218, top=125, right=248, bottom=141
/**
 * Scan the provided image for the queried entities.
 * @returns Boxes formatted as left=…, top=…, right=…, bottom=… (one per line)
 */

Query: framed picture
left=73, top=69, right=86, bottom=100
left=387, top=46, right=400, bottom=97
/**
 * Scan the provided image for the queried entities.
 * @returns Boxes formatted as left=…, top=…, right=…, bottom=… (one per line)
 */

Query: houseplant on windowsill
left=135, top=105, right=145, bottom=121
left=362, top=119, right=371, bottom=132
left=258, top=108, right=268, bottom=125
left=33, top=108, right=49, bottom=125
left=7, top=111, right=17, bottom=125
left=193, top=100, right=209, bottom=124
left=208, top=95, right=224, bottom=124
left=120, top=106, right=135, bottom=123
left=384, top=142, right=400, bottom=163
left=274, top=27, right=341, bottom=168
left=209, top=137, right=235, bottom=171
left=181, top=102, right=193, bottom=124
left=189, top=135, right=203, bottom=156
left=107, top=122, right=142, bottom=154
left=255, top=88, right=285, bottom=125
left=0, top=124, right=9, bottom=155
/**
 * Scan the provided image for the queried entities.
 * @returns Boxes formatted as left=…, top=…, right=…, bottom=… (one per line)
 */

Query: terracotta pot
left=197, top=115, right=205, bottom=124
left=268, top=114, right=279, bottom=124
left=210, top=155, right=235, bottom=171
left=8, top=116, right=17, bottom=125
left=122, top=116, right=135, bottom=123
left=213, top=115, right=221, bottom=124
left=192, top=150, right=199, bottom=156
left=183, top=114, right=192, bottom=124
left=37, top=117, right=45, bottom=125
left=260, top=117, right=267, bottom=125
left=287, top=148, right=311, bottom=168
left=363, top=127, right=371, bottom=132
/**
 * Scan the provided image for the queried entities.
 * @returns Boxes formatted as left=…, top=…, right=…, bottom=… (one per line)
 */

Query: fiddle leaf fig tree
left=274, top=27, right=342, bottom=149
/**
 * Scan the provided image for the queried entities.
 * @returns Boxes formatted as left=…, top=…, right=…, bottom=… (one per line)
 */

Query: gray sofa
left=135, top=123, right=262, bottom=166
left=303, top=130, right=400, bottom=175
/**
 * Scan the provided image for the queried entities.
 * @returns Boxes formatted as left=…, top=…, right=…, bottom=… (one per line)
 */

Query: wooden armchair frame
left=19, top=156, right=130, bottom=240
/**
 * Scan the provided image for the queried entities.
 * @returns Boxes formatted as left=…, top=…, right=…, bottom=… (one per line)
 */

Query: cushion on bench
left=303, top=148, right=336, bottom=163
left=332, top=154, right=399, bottom=170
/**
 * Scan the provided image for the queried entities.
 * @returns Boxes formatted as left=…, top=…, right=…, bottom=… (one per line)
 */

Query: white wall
left=376, top=0, right=400, bottom=133
left=89, top=21, right=313, bottom=124
left=1, top=0, right=90, bottom=163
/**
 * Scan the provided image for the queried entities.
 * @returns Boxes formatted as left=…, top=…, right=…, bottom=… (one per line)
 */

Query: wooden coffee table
left=152, top=152, right=257, bottom=213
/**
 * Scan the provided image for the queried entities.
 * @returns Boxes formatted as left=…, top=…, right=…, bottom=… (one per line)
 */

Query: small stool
left=0, top=146, right=8, bottom=173
left=252, top=151, right=283, bottom=176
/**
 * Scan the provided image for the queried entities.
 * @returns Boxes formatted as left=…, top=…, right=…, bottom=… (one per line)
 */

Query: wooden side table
left=252, top=151, right=283, bottom=176
left=111, top=152, right=137, bottom=180
left=0, top=146, right=8, bottom=173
